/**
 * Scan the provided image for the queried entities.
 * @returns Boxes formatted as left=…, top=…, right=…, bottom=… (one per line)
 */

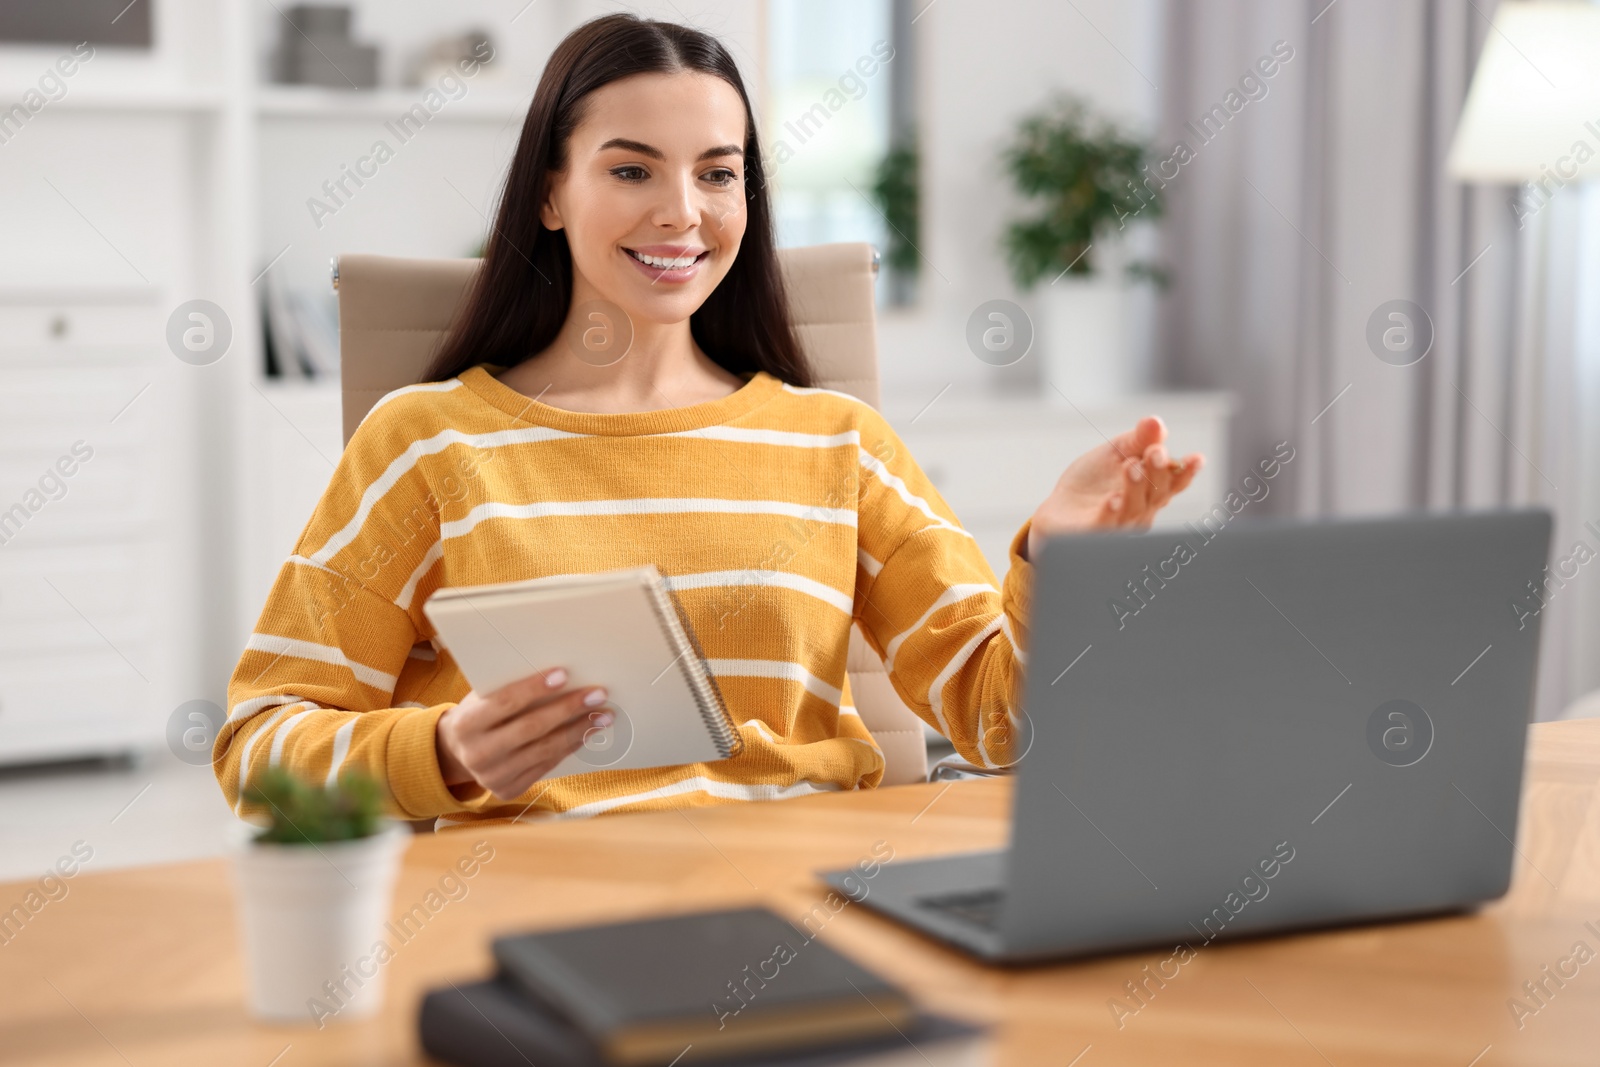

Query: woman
left=217, top=14, right=1201, bottom=828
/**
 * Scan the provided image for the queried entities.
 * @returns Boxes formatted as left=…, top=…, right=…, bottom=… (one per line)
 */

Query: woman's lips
left=622, top=247, right=709, bottom=284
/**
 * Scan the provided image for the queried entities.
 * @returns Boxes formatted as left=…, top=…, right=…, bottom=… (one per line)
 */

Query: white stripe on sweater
left=397, top=540, right=444, bottom=611
left=355, top=379, right=463, bottom=433
left=780, top=382, right=872, bottom=407
left=857, top=547, right=883, bottom=577
left=742, top=718, right=782, bottom=744
left=229, top=693, right=320, bottom=724
left=706, top=658, right=842, bottom=707
left=655, top=426, right=860, bottom=449
left=926, top=614, right=1006, bottom=737
left=665, top=570, right=853, bottom=615
left=245, top=633, right=397, bottom=693
left=857, top=450, right=973, bottom=539
left=536, top=775, right=842, bottom=820
left=268, top=707, right=321, bottom=767
left=409, top=566, right=852, bottom=617
left=324, top=718, right=357, bottom=787
left=309, top=425, right=578, bottom=565
left=235, top=707, right=292, bottom=812
left=440, top=498, right=857, bottom=542
left=312, top=421, right=864, bottom=568
left=884, top=583, right=998, bottom=670
left=999, top=616, right=1026, bottom=666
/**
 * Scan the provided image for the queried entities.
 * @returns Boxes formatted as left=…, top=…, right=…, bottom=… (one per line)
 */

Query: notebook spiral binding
left=642, top=575, right=743, bottom=760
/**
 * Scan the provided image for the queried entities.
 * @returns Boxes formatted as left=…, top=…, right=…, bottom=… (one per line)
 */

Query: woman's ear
left=539, top=173, right=566, bottom=231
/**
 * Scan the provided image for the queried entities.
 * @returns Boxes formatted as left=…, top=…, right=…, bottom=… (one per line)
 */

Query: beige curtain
left=1155, top=0, right=1596, bottom=719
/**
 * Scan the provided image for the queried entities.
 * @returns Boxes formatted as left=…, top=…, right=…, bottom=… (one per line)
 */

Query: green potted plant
left=232, top=767, right=409, bottom=1023
left=1000, top=94, right=1164, bottom=402
left=870, top=135, right=920, bottom=306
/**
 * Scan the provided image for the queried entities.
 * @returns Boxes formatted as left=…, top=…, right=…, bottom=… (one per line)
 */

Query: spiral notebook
left=422, top=565, right=742, bottom=778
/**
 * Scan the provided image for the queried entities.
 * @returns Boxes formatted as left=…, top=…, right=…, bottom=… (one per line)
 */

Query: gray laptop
left=823, top=509, right=1551, bottom=963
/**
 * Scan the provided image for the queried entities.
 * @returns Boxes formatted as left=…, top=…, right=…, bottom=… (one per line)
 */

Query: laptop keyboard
left=917, top=887, right=1006, bottom=931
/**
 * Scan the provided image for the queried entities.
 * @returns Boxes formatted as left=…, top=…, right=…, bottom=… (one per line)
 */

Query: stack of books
left=261, top=272, right=340, bottom=380
left=419, top=907, right=983, bottom=1066
left=270, top=5, right=379, bottom=88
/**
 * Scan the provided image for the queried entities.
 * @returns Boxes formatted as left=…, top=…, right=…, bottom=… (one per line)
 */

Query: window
left=763, top=0, right=896, bottom=257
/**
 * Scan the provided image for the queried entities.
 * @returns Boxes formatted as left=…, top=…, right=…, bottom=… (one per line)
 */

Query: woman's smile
left=621, top=243, right=711, bottom=283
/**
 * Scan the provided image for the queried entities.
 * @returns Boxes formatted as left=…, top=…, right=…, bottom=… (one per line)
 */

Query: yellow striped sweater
left=219, top=363, right=1034, bottom=826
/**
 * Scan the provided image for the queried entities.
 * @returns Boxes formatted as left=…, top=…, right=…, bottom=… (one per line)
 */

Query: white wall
left=569, top=0, right=766, bottom=107
left=882, top=0, right=1164, bottom=400
left=247, top=0, right=767, bottom=298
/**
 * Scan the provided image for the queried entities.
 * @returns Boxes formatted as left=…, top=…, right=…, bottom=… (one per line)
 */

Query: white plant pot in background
left=233, top=821, right=410, bottom=1023
left=1037, top=275, right=1131, bottom=406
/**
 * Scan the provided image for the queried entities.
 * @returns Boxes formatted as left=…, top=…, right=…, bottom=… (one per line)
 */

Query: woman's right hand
left=434, top=667, right=610, bottom=800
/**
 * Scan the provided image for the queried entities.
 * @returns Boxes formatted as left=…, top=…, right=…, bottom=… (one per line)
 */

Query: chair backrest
left=334, top=242, right=929, bottom=785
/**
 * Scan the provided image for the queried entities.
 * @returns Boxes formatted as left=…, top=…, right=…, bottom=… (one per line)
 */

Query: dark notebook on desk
left=489, top=908, right=914, bottom=1065
left=419, top=979, right=982, bottom=1067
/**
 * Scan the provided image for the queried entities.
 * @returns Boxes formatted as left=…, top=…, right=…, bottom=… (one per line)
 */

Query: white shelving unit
left=236, top=10, right=557, bottom=640
left=254, top=85, right=529, bottom=120
left=0, top=0, right=572, bottom=763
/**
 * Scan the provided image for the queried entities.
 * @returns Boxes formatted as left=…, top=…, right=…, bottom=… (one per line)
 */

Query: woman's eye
left=609, top=165, right=737, bottom=186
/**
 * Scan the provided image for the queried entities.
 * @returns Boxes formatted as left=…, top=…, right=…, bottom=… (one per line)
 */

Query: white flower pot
left=1037, top=275, right=1131, bottom=405
left=232, top=821, right=410, bottom=1024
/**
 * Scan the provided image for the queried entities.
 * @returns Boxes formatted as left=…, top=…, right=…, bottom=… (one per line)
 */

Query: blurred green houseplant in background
left=1000, top=95, right=1165, bottom=288
left=869, top=135, right=919, bottom=304
left=243, top=766, right=384, bottom=844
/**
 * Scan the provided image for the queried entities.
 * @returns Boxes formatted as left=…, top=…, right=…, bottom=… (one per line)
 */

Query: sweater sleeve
left=852, top=408, right=1035, bottom=768
left=215, top=398, right=482, bottom=822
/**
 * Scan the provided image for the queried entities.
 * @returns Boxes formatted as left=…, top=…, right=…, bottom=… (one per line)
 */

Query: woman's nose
left=650, top=173, right=700, bottom=230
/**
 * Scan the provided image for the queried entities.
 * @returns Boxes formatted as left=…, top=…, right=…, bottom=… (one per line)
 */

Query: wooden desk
left=4, top=719, right=1599, bottom=1065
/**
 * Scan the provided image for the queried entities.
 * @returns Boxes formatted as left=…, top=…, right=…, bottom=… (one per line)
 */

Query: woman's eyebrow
left=596, top=137, right=744, bottom=162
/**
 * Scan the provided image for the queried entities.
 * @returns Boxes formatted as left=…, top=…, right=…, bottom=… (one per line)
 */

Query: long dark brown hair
left=421, top=14, right=812, bottom=387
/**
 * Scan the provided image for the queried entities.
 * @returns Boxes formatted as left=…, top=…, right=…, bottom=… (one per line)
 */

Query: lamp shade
left=1447, top=1, right=1600, bottom=182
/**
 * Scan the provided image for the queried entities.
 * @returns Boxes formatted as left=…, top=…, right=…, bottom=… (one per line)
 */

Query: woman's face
left=542, top=71, right=749, bottom=328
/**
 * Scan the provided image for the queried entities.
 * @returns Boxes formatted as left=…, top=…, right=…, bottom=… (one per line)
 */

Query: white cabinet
left=0, top=294, right=183, bottom=763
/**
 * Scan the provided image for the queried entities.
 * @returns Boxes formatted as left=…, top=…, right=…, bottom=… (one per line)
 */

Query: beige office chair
left=333, top=242, right=931, bottom=786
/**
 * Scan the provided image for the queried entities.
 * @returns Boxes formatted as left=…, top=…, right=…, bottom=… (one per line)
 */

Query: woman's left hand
left=1025, top=415, right=1204, bottom=561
